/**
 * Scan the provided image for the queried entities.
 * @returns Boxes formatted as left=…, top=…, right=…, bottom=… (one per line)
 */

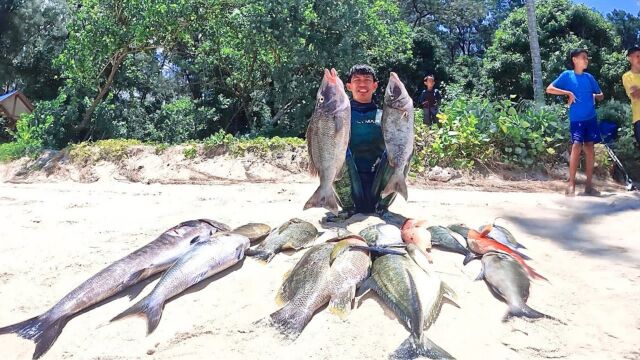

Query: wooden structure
left=0, top=90, right=34, bottom=129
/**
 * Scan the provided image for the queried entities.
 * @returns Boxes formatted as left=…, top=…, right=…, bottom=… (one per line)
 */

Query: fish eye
left=318, top=96, right=324, bottom=103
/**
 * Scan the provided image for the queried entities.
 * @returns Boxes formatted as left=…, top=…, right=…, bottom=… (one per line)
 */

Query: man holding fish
left=303, top=64, right=415, bottom=220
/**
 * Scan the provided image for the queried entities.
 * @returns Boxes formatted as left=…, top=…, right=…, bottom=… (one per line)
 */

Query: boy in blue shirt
left=546, top=49, right=604, bottom=196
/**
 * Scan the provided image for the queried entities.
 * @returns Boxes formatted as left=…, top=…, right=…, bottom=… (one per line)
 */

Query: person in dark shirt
left=331, top=64, right=410, bottom=222
left=417, top=74, right=442, bottom=126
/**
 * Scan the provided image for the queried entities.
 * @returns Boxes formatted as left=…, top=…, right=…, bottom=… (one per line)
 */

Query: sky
left=574, top=0, right=640, bottom=15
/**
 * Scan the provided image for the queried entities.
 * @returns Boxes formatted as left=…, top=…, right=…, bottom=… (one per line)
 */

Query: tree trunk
left=77, top=49, right=128, bottom=131
left=526, top=0, right=544, bottom=106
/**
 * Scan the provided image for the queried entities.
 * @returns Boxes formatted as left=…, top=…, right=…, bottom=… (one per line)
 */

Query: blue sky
left=574, top=0, right=640, bottom=15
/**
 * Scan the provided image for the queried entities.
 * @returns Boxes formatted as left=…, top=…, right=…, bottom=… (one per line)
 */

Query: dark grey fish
left=381, top=72, right=414, bottom=200
left=361, top=244, right=457, bottom=359
left=270, top=238, right=371, bottom=338
left=359, top=223, right=403, bottom=247
left=0, top=219, right=229, bottom=359
left=477, top=252, right=554, bottom=322
left=111, top=232, right=250, bottom=333
left=428, top=225, right=477, bottom=265
left=303, top=68, right=351, bottom=214
left=246, top=218, right=318, bottom=263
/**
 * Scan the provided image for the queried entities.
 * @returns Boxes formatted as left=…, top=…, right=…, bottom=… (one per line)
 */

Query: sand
left=0, top=180, right=639, bottom=360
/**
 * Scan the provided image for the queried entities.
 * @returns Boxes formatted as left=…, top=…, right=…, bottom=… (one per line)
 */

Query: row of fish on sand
left=0, top=214, right=558, bottom=360
left=0, top=70, right=559, bottom=360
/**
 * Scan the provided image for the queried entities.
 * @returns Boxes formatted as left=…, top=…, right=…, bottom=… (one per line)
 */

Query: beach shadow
left=504, top=193, right=640, bottom=264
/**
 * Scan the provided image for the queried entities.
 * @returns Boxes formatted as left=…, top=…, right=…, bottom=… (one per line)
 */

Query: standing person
left=329, top=64, right=411, bottom=221
left=622, top=45, right=640, bottom=147
left=417, top=74, right=442, bottom=126
left=546, top=48, right=604, bottom=197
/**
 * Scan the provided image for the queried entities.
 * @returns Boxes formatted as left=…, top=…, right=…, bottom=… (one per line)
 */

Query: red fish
left=401, top=219, right=433, bottom=263
left=467, top=226, right=547, bottom=281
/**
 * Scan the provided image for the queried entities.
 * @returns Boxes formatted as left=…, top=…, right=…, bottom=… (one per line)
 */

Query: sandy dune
left=0, top=180, right=638, bottom=360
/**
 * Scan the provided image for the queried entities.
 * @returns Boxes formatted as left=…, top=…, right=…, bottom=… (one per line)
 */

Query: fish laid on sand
left=381, top=72, right=414, bottom=200
left=111, top=232, right=250, bottom=333
left=304, top=68, right=351, bottom=214
left=427, top=225, right=477, bottom=265
left=269, top=237, right=371, bottom=338
left=246, top=218, right=318, bottom=263
left=359, top=223, right=403, bottom=247
left=360, top=244, right=457, bottom=359
left=478, top=223, right=526, bottom=251
left=477, top=252, right=555, bottom=321
left=0, top=219, right=229, bottom=359
left=231, top=223, right=271, bottom=243
left=448, top=224, right=547, bottom=281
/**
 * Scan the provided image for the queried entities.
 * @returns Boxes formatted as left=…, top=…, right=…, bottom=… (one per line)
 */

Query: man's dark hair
left=567, top=48, right=588, bottom=69
left=347, top=64, right=377, bottom=83
left=627, top=46, right=640, bottom=57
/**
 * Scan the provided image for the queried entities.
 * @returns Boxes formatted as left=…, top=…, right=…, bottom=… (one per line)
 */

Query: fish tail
left=441, top=281, right=458, bottom=303
left=245, top=248, right=276, bottom=263
left=393, top=335, right=456, bottom=360
left=303, top=184, right=340, bottom=214
left=0, top=314, right=66, bottom=359
left=462, top=252, right=478, bottom=265
left=381, top=171, right=408, bottom=200
left=268, top=303, right=312, bottom=339
left=504, top=304, right=556, bottom=322
left=111, top=297, right=164, bottom=334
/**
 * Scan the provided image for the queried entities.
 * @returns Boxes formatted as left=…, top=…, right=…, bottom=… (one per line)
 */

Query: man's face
left=425, top=78, right=435, bottom=89
left=572, top=52, right=589, bottom=71
left=347, top=74, right=378, bottom=103
left=628, top=51, right=640, bottom=70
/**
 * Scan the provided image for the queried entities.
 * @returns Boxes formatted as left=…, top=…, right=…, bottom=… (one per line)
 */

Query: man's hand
left=631, top=86, right=640, bottom=100
left=593, top=92, right=604, bottom=102
left=566, top=91, right=576, bottom=105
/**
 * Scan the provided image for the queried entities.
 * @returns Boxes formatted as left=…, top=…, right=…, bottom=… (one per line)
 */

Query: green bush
left=69, top=139, right=142, bottom=164
left=0, top=113, right=53, bottom=162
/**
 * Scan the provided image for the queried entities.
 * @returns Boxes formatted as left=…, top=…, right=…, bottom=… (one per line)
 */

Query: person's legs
left=583, top=142, right=595, bottom=188
left=567, top=143, right=581, bottom=196
left=634, top=121, right=640, bottom=149
left=582, top=118, right=601, bottom=195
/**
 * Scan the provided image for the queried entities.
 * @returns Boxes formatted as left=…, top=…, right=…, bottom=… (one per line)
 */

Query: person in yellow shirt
left=622, top=46, right=640, bottom=147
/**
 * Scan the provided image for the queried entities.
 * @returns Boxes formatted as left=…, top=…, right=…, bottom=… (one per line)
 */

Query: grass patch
left=69, top=139, right=142, bottom=164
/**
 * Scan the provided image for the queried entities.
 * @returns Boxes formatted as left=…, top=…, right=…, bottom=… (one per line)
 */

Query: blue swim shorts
left=570, top=118, right=601, bottom=144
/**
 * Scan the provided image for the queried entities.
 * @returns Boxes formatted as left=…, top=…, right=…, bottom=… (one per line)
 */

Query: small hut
left=0, top=90, right=34, bottom=129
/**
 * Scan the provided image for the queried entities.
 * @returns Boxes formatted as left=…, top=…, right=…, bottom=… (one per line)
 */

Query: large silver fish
left=111, top=232, right=250, bottom=333
left=361, top=245, right=456, bottom=359
left=269, top=237, right=371, bottom=338
left=477, top=252, right=554, bottom=321
left=0, top=219, right=229, bottom=359
left=381, top=72, right=414, bottom=200
left=303, top=68, right=351, bottom=214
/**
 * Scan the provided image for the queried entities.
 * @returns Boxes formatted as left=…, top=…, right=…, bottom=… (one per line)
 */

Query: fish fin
left=0, top=314, right=66, bottom=360
left=479, top=224, right=493, bottom=237
left=406, top=244, right=433, bottom=275
left=517, top=259, right=549, bottom=282
left=269, top=303, right=312, bottom=340
left=406, top=270, right=425, bottom=339
left=393, top=335, right=456, bottom=360
left=111, top=297, right=164, bottom=335
left=504, top=304, right=555, bottom=322
left=333, top=114, right=344, bottom=133
left=328, top=286, right=356, bottom=320
left=303, top=185, right=340, bottom=215
left=350, top=245, right=405, bottom=256
left=124, top=268, right=147, bottom=286
left=245, top=248, right=276, bottom=263
left=474, top=267, right=485, bottom=281
left=306, top=127, right=319, bottom=177
left=463, top=252, right=479, bottom=265
left=274, top=290, right=287, bottom=307
left=441, top=281, right=458, bottom=303
left=381, top=171, right=408, bottom=200
left=355, top=277, right=373, bottom=299
left=197, top=219, right=231, bottom=232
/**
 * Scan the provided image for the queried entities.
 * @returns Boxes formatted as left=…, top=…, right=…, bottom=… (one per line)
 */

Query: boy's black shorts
left=634, top=121, right=640, bottom=148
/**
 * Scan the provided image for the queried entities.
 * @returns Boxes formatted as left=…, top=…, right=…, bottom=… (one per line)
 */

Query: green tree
left=484, top=0, right=624, bottom=101
left=0, top=0, right=69, bottom=100
left=607, top=10, right=640, bottom=50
